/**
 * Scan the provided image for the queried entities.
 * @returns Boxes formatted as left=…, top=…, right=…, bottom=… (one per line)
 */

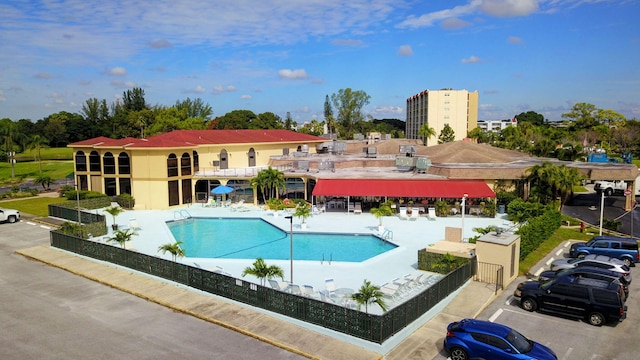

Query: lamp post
left=75, top=183, right=81, bottom=225
left=461, top=194, right=468, bottom=242
left=285, top=216, right=293, bottom=284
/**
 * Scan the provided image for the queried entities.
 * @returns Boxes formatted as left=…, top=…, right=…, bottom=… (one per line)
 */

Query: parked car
left=569, top=236, right=639, bottom=267
left=0, top=207, right=20, bottom=223
left=514, top=277, right=627, bottom=326
left=538, top=267, right=630, bottom=297
left=549, top=254, right=631, bottom=284
left=444, top=318, right=557, bottom=360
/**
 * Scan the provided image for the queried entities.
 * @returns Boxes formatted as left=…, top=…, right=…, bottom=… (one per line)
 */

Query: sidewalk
left=16, top=244, right=499, bottom=360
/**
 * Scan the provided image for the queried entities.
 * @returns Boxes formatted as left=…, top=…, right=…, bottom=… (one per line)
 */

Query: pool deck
left=28, top=203, right=511, bottom=357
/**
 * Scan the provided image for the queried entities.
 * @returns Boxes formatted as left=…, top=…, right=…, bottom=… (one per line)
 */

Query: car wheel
left=521, top=298, right=537, bottom=312
left=577, top=253, right=587, bottom=259
left=588, top=312, right=605, bottom=326
left=8, top=216, right=17, bottom=223
left=449, top=347, right=469, bottom=360
left=605, top=188, right=613, bottom=196
left=622, top=258, right=632, bottom=267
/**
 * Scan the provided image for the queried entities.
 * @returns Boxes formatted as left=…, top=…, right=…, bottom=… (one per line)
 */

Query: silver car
left=550, top=254, right=631, bottom=284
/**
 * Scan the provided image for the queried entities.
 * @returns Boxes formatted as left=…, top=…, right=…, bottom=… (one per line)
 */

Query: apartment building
left=406, top=88, right=479, bottom=146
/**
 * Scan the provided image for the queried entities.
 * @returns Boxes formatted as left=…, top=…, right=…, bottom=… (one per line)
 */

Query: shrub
left=115, top=193, right=135, bottom=209
left=516, top=208, right=562, bottom=260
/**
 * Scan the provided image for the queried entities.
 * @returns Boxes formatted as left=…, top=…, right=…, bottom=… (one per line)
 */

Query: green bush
left=115, top=193, right=135, bottom=209
left=516, top=209, right=562, bottom=260
left=418, top=250, right=470, bottom=274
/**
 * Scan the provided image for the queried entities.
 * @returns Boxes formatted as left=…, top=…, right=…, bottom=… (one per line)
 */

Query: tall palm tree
left=26, top=134, right=49, bottom=174
left=241, top=257, right=284, bottom=286
left=418, top=123, right=436, bottom=146
left=108, top=228, right=137, bottom=249
left=158, top=241, right=186, bottom=262
left=350, top=279, right=388, bottom=314
left=251, top=167, right=285, bottom=201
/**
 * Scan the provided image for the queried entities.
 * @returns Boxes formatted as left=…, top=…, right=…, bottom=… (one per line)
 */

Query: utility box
left=475, top=232, right=521, bottom=289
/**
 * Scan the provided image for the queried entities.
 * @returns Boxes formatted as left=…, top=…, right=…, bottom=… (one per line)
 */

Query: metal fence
left=474, top=261, right=504, bottom=294
left=51, top=231, right=474, bottom=344
left=48, top=202, right=105, bottom=224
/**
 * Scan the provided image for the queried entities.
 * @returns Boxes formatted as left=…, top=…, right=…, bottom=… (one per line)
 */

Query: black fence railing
left=50, top=231, right=474, bottom=344
left=48, top=202, right=106, bottom=224
left=474, top=261, right=504, bottom=294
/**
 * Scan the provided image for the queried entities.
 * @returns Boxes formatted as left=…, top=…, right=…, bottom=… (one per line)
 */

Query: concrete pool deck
left=22, top=204, right=511, bottom=358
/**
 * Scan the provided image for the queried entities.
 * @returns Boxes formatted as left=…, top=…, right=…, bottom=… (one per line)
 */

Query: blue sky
left=1, top=0, right=638, bottom=124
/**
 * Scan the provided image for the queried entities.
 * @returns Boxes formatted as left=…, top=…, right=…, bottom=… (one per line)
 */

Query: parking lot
left=435, top=240, right=640, bottom=360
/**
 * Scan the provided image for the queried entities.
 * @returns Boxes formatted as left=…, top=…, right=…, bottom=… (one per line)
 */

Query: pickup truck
left=594, top=175, right=640, bottom=197
left=0, top=207, right=20, bottom=223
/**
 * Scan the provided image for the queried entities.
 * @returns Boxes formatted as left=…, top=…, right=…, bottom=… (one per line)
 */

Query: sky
left=1, top=0, right=639, bottom=124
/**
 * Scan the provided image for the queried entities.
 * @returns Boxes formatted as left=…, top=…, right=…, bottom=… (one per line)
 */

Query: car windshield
left=505, top=329, right=533, bottom=353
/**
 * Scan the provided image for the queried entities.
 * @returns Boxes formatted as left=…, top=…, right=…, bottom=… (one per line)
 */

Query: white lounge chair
left=128, top=219, right=141, bottom=230
left=303, top=285, right=320, bottom=299
left=324, top=278, right=337, bottom=295
left=353, top=202, right=362, bottom=214
left=289, top=284, right=303, bottom=295
left=427, top=208, right=437, bottom=220
left=398, top=207, right=408, bottom=220
left=409, top=208, right=420, bottom=220
left=268, top=279, right=290, bottom=291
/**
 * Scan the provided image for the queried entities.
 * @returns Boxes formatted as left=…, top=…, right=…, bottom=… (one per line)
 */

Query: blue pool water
left=166, top=217, right=396, bottom=262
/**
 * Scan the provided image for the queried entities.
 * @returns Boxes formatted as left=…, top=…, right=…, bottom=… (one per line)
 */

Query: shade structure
left=211, top=185, right=234, bottom=195
left=312, top=179, right=495, bottom=198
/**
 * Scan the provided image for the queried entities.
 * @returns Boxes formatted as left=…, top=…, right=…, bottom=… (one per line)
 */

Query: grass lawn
left=518, top=226, right=593, bottom=275
left=0, top=196, right=68, bottom=217
left=0, top=160, right=74, bottom=186
left=15, top=147, right=73, bottom=161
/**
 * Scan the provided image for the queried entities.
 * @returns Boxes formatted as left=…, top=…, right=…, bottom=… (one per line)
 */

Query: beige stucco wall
left=475, top=234, right=521, bottom=288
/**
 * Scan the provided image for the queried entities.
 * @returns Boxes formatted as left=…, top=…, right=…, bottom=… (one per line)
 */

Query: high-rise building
left=406, top=88, right=479, bottom=146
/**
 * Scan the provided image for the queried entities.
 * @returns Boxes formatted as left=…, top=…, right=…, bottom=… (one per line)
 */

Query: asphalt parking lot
left=434, top=240, right=640, bottom=360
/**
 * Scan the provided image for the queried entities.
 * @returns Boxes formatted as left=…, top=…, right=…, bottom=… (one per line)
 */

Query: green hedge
left=515, top=209, right=562, bottom=260
left=417, top=250, right=470, bottom=274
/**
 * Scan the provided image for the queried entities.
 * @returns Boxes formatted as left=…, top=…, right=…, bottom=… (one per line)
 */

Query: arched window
left=89, top=151, right=101, bottom=172
left=181, top=152, right=191, bottom=176
left=75, top=151, right=87, bottom=172
left=167, top=154, right=178, bottom=177
left=248, top=148, right=256, bottom=167
left=192, top=151, right=199, bottom=172
left=118, top=152, right=130, bottom=174
left=219, top=149, right=228, bottom=170
left=103, top=152, right=115, bottom=174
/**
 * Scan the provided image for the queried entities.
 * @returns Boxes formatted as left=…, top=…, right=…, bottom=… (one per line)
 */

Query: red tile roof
left=68, top=130, right=326, bottom=149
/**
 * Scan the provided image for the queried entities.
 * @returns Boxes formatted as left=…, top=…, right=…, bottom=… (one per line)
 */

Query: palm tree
left=251, top=166, right=285, bottom=201
left=241, top=257, right=284, bottom=286
left=104, top=205, right=124, bottom=230
left=158, top=241, right=186, bottom=262
left=350, top=279, right=388, bottom=314
left=25, top=134, right=49, bottom=174
left=33, top=174, right=54, bottom=190
left=294, top=202, right=312, bottom=226
left=108, top=228, right=137, bottom=249
left=418, top=123, right=436, bottom=146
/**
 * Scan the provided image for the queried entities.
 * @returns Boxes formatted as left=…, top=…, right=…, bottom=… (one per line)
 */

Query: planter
left=111, top=224, right=118, bottom=231
left=378, top=225, right=385, bottom=233
left=300, top=223, right=307, bottom=230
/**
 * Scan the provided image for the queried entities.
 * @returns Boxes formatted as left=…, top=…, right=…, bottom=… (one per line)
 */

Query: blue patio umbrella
left=211, top=185, right=234, bottom=195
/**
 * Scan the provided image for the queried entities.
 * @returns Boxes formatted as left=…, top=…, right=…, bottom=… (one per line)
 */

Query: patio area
left=102, top=203, right=515, bottom=315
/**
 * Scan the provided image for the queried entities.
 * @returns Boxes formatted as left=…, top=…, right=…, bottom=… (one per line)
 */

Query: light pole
left=599, top=191, right=605, bottom=236
left=285, top=216, right=293, bottom=284
left=75, top=183, right=81, bottom=225
left=461, top=194, right=468, bottom=242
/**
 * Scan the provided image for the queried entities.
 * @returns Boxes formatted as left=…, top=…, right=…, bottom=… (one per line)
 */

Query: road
left=0, top=221, right=305, bottom=360
left=563, top=190, right=639, bottom=238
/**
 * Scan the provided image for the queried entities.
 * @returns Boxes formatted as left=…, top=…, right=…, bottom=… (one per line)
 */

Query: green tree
left=241, top=257, right=284, bottom=286
left=250, top=167, right=285, bottom=201
left=418, top=123, right=436, bottom=146
left=330, top=88, right=371, bottom=139
left=33, top=174, right=54, bottom=190
left=437, top=123, right=455, bottom=144
left=215, top=110, right=258, bottom=129
left=122, top=87, right=148, bottom=112
left=563, top=102, right=599, bottom=129
left=255, top=112, right=284, bottom=129
left=293, top=202, right=312, bottom=225
left=284, top=112, right=296, bottom=131
left=26, top=134, right=49, bottom=173
left=104, top=205, right=124, bottom=230
left=174, top=97, right=213, bottom=120
left=515, top=111, right=545, bottom=126
left=43, top=112, right=70, bottom=147
left=108, top=228, right=137, bottom=249
left=81, top=98, right=111, bottom=137
left=158, top=241, right=186, bottom=262
left=298, top=119, right=324, bottom=135
left=324, top=95, right=335, bottom=136
left=350, top=279, right=388, bottom=313
left=0, top=118, right=22, bottom=178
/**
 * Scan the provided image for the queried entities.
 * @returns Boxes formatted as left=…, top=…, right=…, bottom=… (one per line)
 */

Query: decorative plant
left=351, top=279, right=388, bottom=314
left=293, top=202, right=312, bottom=224
left=107, top=228, right=137, bottom=249
left=104, top=205, right=124, bottom=230
left=241, top=257, right=284, bottom=286
left=158, top=241, right=186, bottom=262
left=370, top=203, right=392, bottom=227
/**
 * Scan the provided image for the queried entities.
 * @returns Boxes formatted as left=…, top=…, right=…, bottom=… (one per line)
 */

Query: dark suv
left=538, top=267, right=630, bottom=297
left=569, top=236, right=639, bottom=267
left=514, top=277, right=627, bottom=326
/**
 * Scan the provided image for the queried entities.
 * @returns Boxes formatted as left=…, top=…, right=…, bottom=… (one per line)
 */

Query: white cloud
left=373, top=105, right=403, bottom=115
left=110, top=79, right=137, bottom=88
left=440, top=17, right=472, bottom=30
left=109, top=67, right=127, bottom=76
left=184, top=85, right=206, bottom=94
left=462, top=55, right=482, bottom=63
left=478, top=0, right=539, bottom=17
left=213, top=85, right=237, bottom=94
left=278, top=69, right=309, bottom=79
left=240, top=94, right=252, bottom=100
left=148, top=39, right=172, bottom=48
left=398, top=45, right=413, bottom=56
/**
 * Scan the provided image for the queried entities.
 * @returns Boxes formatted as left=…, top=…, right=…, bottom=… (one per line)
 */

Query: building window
left=181, top=152, right=191, bottom=176
left=168, top=180, right=179, bottom=206
left=182, top=179, right=192, bottom=204
left=248, top=148, right=256, bottom=167
left=89, top=151, right=101, bottom=172
left=103, top=152, right=116, bottom=174
left=75, top=151, right=87, bottom=172
left=118, top=152, right=130, bottom=174
left=192, top=151, right=199, bottom=172
left=104, top=178, right=116, bottom=196
left=119, top=178, right=131, bottom=195
left=167, top=154, right=178, bottom=177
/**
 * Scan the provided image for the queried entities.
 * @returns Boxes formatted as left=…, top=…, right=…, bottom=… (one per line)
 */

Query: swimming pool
left=166, top=217, right=397, bottom=262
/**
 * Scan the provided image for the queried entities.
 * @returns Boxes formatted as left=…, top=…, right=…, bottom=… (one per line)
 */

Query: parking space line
left=545, top=257, right=554, bottom=266
left=504, top=296, right=514, bottom=306
left=488, top=308, right=503, bottom=322
left=555, top=249, right=564, bottom=256
left=564, top=241, right=571, bottom=247
left=533, top=268, right=544, bottom=277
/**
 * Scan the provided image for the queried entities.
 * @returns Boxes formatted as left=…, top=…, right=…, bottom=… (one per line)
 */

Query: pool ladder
left=382, top=229, right=393, bottom=240
left=174, top=209, right=192, bottom=220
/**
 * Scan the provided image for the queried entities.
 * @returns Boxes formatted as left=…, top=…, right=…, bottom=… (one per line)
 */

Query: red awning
left=312, top=179, right=495, bottom=198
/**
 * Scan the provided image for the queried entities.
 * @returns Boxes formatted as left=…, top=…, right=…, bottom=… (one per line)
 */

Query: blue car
left=444, top=319, right=557, bottom=360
